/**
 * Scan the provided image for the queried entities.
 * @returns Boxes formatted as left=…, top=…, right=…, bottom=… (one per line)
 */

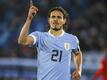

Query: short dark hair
left=48, top=7, right=70, bottom=31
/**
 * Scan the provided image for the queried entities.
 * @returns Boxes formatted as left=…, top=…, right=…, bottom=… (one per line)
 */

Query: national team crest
left=64, top=43, right=70, bottom=50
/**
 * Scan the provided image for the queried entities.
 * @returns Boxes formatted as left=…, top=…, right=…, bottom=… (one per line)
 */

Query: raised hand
left=28, top=0, right=38, bottom=20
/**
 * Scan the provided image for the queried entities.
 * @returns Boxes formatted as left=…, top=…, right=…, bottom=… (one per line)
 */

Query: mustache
left=52, top=28, right=61, bottom=31
left=53, top=21, right=59, bottom=24
left=51, top=26, right=63, bottom=31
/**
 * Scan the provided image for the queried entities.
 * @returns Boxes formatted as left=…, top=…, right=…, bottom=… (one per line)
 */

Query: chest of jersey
left=38, top=35, right=72, bottom=52
left=36, top=34, right=73, bottom=62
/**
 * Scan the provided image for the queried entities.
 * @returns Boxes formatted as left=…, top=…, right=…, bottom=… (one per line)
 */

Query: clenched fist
left=72, top=70, right=81, bottom=80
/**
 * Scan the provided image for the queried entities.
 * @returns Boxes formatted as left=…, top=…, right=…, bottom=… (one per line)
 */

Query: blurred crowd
left=0, top=0, right=107, bottom=58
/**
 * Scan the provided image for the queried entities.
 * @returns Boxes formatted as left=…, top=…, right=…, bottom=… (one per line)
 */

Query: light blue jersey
left=29, top=30, right=80, bottom=80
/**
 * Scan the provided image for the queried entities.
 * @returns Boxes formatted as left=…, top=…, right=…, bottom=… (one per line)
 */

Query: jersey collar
left=48, top=30, right=65, bottom=38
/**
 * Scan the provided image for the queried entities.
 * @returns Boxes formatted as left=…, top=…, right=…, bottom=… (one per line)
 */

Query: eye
left=57, top=16, right=62, bottom=19
left=50, top=16, right=56, bottom=19
left=50, top=16, right=63, bottom=19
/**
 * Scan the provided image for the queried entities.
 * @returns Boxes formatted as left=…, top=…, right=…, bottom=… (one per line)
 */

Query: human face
left=48, top=10, right=66, bottom=31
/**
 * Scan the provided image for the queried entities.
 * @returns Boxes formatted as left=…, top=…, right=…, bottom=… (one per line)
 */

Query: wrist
left=27, top=16, right=33, bottom=21
left=77, top=69, right=82, bottom=76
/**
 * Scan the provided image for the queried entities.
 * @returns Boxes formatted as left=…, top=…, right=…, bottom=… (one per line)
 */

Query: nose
left=54, top=20, right=58, bottom=24
left=53, top=17, right=58, bottom=21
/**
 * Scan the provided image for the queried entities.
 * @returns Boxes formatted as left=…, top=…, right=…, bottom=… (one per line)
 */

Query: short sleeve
left=72, top=36, right=80, bottom=53
left=29, top=31, right=40, bottom=45
left=74, top=36, right=80, bottom=48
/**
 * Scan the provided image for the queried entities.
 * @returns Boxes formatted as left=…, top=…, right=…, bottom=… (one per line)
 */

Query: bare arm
left=72, top=50, right=83, bottom=80
left=18, top=1, right=38, bottom=45
left=73, top=51, right=82, bottom=75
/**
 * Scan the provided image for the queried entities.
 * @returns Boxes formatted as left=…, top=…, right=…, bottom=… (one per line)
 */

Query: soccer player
left=18, top=1, right=82, bottom=80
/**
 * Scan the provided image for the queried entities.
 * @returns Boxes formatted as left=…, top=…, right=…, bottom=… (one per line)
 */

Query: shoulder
left=65, top=32, right=78, bottom=39
left=30, top=31, right=48, bottom=35
left=65, top=32, right=79, bottom=43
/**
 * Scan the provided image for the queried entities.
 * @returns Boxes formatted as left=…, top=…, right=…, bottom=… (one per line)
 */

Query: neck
left=49, top=29, right=64, bottom=37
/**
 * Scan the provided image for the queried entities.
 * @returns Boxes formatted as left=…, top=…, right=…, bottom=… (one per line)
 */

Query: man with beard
left=18, top=1, right=82, bottom=80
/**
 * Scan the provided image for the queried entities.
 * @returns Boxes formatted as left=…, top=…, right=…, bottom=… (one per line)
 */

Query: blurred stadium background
left=0, top=0, right=107, bottom=80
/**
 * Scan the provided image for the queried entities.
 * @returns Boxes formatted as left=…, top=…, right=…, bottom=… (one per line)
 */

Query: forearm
left=18, top=4, right=38, bottom=45
left=18, top=17, right=32, bottom=44
left=74, top=51, right=82, bottom=75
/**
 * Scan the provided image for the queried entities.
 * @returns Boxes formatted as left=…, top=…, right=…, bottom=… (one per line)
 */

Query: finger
left=72, top=74, right=76, bottom=79
left=31, top=7, right=38, bottom=16
left=72, top=71, right=79, bottom=79
left=30, top=0, right=33, bottom=7
left=72, top=74, right=80, bottom=80
left=31, top=6, right=38, bottom=11
left=72, top=76, right=80, bottom=80
left=72, top=71, right=76, bottom=77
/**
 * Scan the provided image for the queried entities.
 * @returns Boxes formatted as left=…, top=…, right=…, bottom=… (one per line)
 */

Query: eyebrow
left=51, top=15, right=63, bottom=18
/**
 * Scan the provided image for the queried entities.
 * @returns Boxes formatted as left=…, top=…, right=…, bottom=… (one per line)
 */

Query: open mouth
left=53, top=24, right=58, bottom=26
left=53, top=22, right=59, bottom=26
left=53, top=24, right=59, bottom=28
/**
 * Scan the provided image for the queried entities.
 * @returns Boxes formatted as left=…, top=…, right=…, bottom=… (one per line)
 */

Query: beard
left=51, top=25, right=62, bottom=31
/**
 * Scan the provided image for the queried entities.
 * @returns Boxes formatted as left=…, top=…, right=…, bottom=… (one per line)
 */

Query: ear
left=48, top=18, right=50, bottom=24
left=63, top=18, right=66, bottom=24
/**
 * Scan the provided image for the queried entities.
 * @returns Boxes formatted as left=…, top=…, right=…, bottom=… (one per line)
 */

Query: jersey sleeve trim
left=29, top=34, right=37, bottom=45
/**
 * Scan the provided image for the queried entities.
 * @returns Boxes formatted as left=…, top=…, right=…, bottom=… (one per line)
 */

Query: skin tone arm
left=72, top=50, right=83, bottom=80
left=18, top=1, right=38, bottom=45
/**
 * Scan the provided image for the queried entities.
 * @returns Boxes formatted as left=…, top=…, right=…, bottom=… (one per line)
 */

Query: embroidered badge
left=64, top=43, right=70, bottom=50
